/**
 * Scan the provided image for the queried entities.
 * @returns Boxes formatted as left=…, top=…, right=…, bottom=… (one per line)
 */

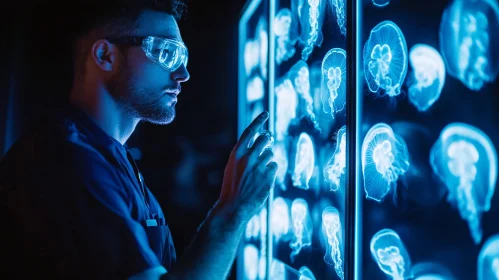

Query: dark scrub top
left=0, top=104, right=176, bottom=279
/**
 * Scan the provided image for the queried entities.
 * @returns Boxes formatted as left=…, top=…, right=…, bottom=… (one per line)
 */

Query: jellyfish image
left=244, top=39, right=259, bottom=76
left=244, top=244, right=259, bottom=280
left=324, top=125, right=347, bottom=191
left=331, top=0, right=346, bottom=36
left=256, top=18, right=268, bottom=80
left=407, top=44, right=446, bottom=112
left=321, top=48, right=347, bottom=118
left=275, top=79, right=298, bottom=141
left=322, top=206, right=345, bottom=280
left=363, top=21, right=408, bottom=97
left=291, top=0, right=326, bottom=60
left=373, top=0, right=390, bottom=7
left=412, top=262, right=455, bottom=280
left=274, top=8, right=297, bottom=64
left=370, top=229, right=413, bottom=280
left=362, top=123, right=410, bottom=202
left=290, top=198, right=313, bottom=262
left=439, top=0, right=499, bottom=91
left=288, top=60, right=317, bottom=122
left=299, top=266, right=316, bottom=280
left=478, top=234, right=499, bottom=280
left=272, top=197, right=290, bottom=242
left=430, top=123, right=498, bottom=244
left=247, top=75, right=265, bottom=103
left=245, top=213, right=261, bottom=240
left=292, top=133, right=316, bottom=190
left=274, top=142, right=289, bottom=190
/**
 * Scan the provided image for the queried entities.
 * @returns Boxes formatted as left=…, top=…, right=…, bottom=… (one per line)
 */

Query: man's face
left=108, top=10, right=190, bottom=125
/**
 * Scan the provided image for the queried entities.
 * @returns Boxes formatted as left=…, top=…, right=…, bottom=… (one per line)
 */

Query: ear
left=89, top=39, right=121, bottom=72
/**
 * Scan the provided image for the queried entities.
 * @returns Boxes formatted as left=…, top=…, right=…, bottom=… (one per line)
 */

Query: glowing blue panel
left=245, top=213, right=261, bottom=241
left=321, top=206, right=344, bottom=280
left=290, top=198, right=313, bottom=262
left=274, top=8, right=297, bottom=65
left=244, top=244, right=259, bottom=280
left=362, top=123, right=410, bottom=202
left=299, top=266, right=316, bottom=280
left=439, top=0, right=499, bottom=91
left=321, top=48, right=347, bottom=118
left=274, top=142, right=289, bottom=190
left=258, top=207, right=267, bottom=280
left=407, top=44, right=446, bottom=112
left=292, top=0, right=327, bottom=60
left=256, top=18, right=269, bottom=80
left=272, top=197, right=290, bottom=242
left=324, top=125, right=346, bottom=191
left=373, top=0, right=390, bottom=7
left=478, top=234, right=499, bottom=280
left=292, top=132, right=316, bottom=190
left=412, top=262, right=456, bottom=280
left=331, top=0, right=346, bottom=36
left=430, top=123, right=498, bottom=244
left=275, top=79, right=298, bottom=141
left=370, top=229, right=413, bottom=280
left=247, top=76, right=265, bottom=102
left=363, top=21, right=408, bottom=97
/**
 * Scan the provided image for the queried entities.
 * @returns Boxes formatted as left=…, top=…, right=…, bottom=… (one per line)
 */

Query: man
left=0, top=0, right=277, bottom=279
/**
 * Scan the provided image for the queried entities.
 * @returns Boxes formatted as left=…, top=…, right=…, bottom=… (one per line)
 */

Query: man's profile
left=0, top=0, right=278, bottom=279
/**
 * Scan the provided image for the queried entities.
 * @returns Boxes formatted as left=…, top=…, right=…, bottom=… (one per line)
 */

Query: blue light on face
left=324, top=125, right=347, bottom=191
left=363, top=21, right=408, bottom=97
left=292, top=132, right=316, bottom=190
left=362, top=123, right=410, bottom=202
left=322, top=206, right=344, bottom=280
left=321, top=48, right=347, bottom=119
left=407, top=44, right=446, bottom=112
left=330, top=0, right=346, bottom=36
left=439, top=0, right=499, bottom=91
left=478, top=234, right=499, bottom=280
left=370, top=229, right=413, bottom=280
left=290, top=198, right=313, bottom=262
left=274, top=8, right=297, bottom=65
left=430, top=123, right=498, bottom=244
left=244, top=244, right=259, bottom=280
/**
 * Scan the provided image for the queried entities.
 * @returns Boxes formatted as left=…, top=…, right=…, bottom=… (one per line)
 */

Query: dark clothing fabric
left=0, top=105, right=175, bottom=279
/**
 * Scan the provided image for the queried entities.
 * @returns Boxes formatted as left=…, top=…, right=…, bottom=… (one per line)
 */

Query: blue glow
left=439, top=0, right=499, bottom=91
left=247, top=76, right=265, bottom=102
left=321, top=48, right=347, bottom=118
left=370, top=229, right=413, bottom=280
left=362, top=123, right=410, bottom=202
left=363, top=21, right=408, bottom=97
left=299, top=266, right=316, bottom=280
left=324, top=125, right=346, bottom=191
left=478, top=234, right=499, bottom=280
left=407, top=44, right=446, bottom=112
left=258, top=207, right=267, bottom=280
left=275, top=79, right=298, bottom=141
left=430, top=123, right=498, bottom=244
left=292, top=132, right=316, bottom=190
left=331, top=0, right=346, bottom=36
left=322, top=206, right=344, bottom=280
left=412, top=262, right=456, bottom=280
left=274, top=8, right=297, bottom=65
left=288, top=61, right=319, bottom=129
left=270, top=259, right=286, bottom=279
left=272, top=197, right=290, bottom=242
left=290, top=198, right=313, bottom=262
left=292, top=0, right=326, bottom=60
left=257, top=17, right=268, bottom=80
left=244, top=244, right=259, bottom=280
left=274, top=142, right=289, bottom=190
left=373, top=0, right=390, bottom=7
left=245, top=213, right=261, bottom=240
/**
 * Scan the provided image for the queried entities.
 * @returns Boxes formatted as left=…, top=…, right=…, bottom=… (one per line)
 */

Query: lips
left=163, top=86, right=181, bottom=96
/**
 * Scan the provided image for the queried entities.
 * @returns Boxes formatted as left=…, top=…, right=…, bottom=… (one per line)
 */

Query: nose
left=172, top=64, right=190, bottom=83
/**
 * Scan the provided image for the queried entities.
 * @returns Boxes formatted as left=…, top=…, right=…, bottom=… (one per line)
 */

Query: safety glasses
left=106, top=36, right=188, bottom=72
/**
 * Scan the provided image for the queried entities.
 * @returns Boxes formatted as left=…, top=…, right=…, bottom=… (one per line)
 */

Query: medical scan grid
left=237, top=0, right=499, bottom=279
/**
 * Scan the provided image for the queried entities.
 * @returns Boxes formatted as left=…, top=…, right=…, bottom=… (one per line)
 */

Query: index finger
left=236, top=111, right=269, bottom=151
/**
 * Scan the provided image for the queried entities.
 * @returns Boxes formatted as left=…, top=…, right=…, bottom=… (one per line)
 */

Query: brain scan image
left=299, top=266, right=316, bottom=280
left=270, top=259, right=286, bottom=280
left=439, top=0, right=499, bottom=91
left=290, top=198, right=313, bottom=262
left=247, top=75, right=265, bottom=103
left=321, top=48, right=347, bottom=119
left=373, top=0, right=390, bottom=7
left=275, top=79, right=298, bottom=141
left=274, top=8, right=297, bottom=65
left=407, top=44, right=446, bottom=112
left=322, top=206, right=345, bottom=280
left=288, top=60, right=319, bottom=129
left=331, top=0, right=346, bottom=36
left=412, top=262, right=456, bottom=280
left=274, top=142, right=289, bottom=190
left=370, top=229, right=413, bottom=280
left=324, top=125, right=347, bottom=191
left=292, top=133, right=316, bottom=190
left=430, top=123, right=498, bottom=244
left=245, top=213, right=261, bottom=240
left=478, top=234, right=499, bottom=280
left=256, top=18, right=268, bottom=80
left=272, top=197, right=290, bottom=242
left=244, top=244, right=259, bottom=280
left=363, top=21, right=408, bottom=97
left=362, top=123, right=410, bottom=202
left=291, top=0, right=326, bottom=61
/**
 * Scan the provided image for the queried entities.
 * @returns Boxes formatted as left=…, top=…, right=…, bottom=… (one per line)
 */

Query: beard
left=108, top=64, right=176, bottom=125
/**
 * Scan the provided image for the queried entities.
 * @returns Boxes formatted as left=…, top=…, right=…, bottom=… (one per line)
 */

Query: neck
left=69, top=85, right=139, bottom=145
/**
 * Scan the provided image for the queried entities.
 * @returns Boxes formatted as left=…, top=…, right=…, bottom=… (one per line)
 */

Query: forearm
left=164, top=205, right=247, bottom=280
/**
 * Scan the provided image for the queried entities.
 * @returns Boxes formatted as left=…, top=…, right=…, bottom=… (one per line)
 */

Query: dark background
left=1, top=0, right=248, bottom=278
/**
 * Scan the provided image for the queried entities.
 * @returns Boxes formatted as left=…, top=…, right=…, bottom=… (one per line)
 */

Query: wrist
left=207, top=201, right=248, bottom=233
